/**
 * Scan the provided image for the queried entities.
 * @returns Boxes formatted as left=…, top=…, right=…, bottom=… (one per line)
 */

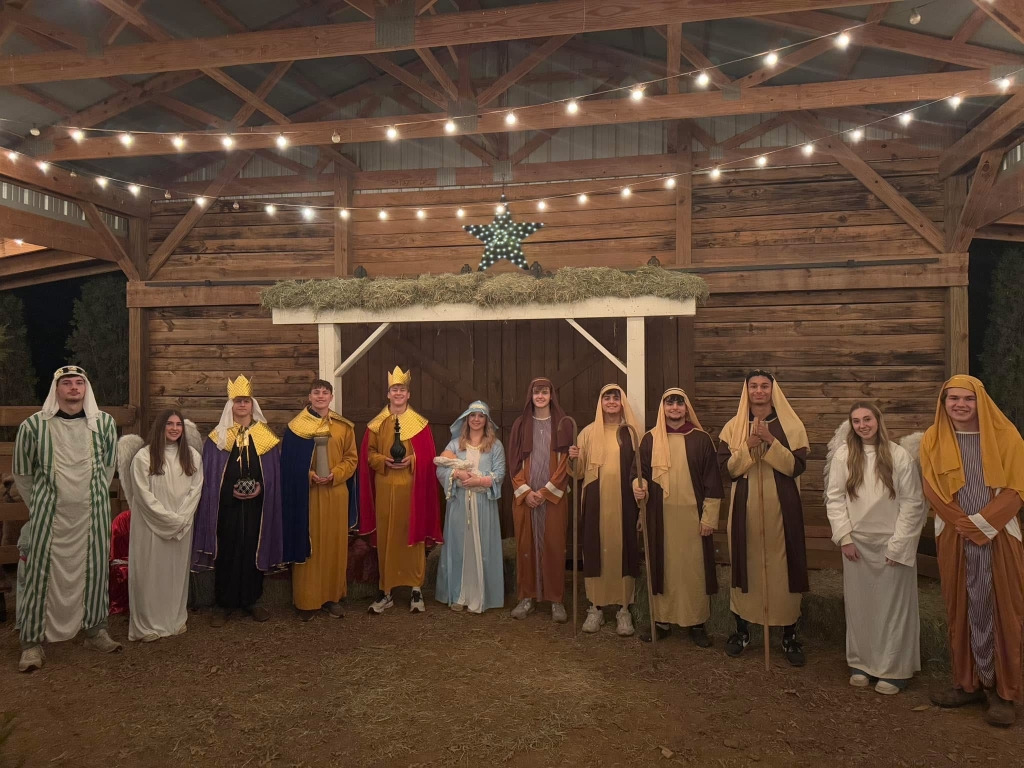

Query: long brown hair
left=844, top=401, right=896, bottom=502
left=148, top=408, right=197, bottom=477
left=459, top=412, right=496, bottom=453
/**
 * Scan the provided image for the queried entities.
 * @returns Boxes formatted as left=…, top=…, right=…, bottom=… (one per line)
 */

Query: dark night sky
left=13, top=276, right=88, bottom=401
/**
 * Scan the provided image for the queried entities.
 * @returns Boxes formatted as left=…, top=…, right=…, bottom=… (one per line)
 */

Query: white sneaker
left=582, top=606, right=605, bottom=633
left=83, top=629, right=123, bottom=654
left=551, top=602, right=568, bottom=624
left=511, top=598, right=534, bottom=620
left=449, top=602, right=465, bottom=612
left=875, top=680, right=901, bottom=696
left=615, top=607, right=635, bottom=637
left=368, top=592, right=394, bottom=615
left=18, top=645, right=44, bottom=673
left=410, top=590, right=425, bottom=613
left=850, top=674, right=870, bottom=688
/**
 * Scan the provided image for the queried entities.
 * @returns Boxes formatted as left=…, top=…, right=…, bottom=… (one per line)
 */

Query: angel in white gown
left=119, top=410, right=204, bottom=642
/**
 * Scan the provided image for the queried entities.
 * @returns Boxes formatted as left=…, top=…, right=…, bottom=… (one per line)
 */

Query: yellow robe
left=292, top=418, right=358, bottom=610
left=368, top=417, right=425, bottom=592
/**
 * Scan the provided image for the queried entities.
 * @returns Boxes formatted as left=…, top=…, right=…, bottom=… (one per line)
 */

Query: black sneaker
left=688, top=625, right=712, bottom=648
left=782, top=636, right=805, bottom=667
left=639, top=623, right=671, bottom=643
left=725, top=631, right=750, bottom=657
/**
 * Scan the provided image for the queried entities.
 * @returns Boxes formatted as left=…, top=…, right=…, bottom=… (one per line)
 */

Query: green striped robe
left=13, top=411, right=117, bottom=646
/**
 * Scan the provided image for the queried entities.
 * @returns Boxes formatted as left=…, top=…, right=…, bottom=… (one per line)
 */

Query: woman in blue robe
left=435, top=401, right=506, bottom=613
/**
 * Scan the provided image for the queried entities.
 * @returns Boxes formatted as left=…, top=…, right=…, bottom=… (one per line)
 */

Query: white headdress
left=41, top=365, right=102, bottom=432
left=210, top=375, right=269, bottom=451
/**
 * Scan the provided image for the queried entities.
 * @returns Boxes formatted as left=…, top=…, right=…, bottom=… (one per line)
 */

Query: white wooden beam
left=626, top=317, right=646, bottom=430
left=565, top=319, right=627, bottom=375
left=333, top=321, right=393, bottom=378
left=319, top=323, right=343, bottom=409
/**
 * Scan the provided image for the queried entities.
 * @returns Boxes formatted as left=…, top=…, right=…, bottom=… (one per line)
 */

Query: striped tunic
left=13, top=411, right=117, bottom=646
left=955, top=432, right=996, bottom=688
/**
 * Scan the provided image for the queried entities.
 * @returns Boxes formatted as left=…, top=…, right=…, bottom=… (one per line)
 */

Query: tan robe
left=577, top=423, right=635, bottom=608
left=655, top=433, right=720, bottom=626
left=512, top=449, right=570, bottom=603
left=368, top=419, right=424, bottom=592
left=292, top=419, right=358, bottom=609
left=728, top=439, right=802, bottom=627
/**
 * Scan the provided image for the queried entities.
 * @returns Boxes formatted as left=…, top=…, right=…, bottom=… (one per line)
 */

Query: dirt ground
left=1, top=588, right=1019, bottom=768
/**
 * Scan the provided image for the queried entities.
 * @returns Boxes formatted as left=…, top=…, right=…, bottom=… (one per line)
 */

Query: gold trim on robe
left=366, top=405, right=428, bottom=440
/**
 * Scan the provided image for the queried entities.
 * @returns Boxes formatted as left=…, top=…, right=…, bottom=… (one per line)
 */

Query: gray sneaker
left=18, top=645, right=44, bottom=673
left=84, top=629, right=123, bottom=654
left=511, top=598, right=534, bottom=619
left=551, top=602, right=568, bottom=624
left=368, top=592, right=394, bottom=615
left=582, top=606, right=604, bottom=633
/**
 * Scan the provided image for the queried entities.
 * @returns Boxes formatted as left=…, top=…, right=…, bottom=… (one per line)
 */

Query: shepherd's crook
left=560, top=416, right=580, bottom=640
left=753, top=420, right=771, bottom=672
left=625, top=423, right=657, bottom=660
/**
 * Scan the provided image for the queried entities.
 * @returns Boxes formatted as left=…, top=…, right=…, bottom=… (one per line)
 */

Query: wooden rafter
left=686, top=120, right=717, bottom=150
left=974, top=156, right=1024, bottom=230
left=734, top=36, right=835, bottom=88
left=835, top=2, right=889, bottom=79
left=5, top=84, right=73, bottom=117
left=953, top=7, right=989, bottom=44
left=718, top=113, right=789, bottom=150
left=230, top=61, right=295, bottom=126
left=971, top=0, right=1024, bottom=46
left=0, top=6, right=89, bottom=49
left=45, top=69, right=1008, bottom=161
left=196, top=0, right=249, bottom=33
left=476, top=35, right=574, bottom=107
left=80, top=201, right=141, bottom=280
left=415, top=47, right=459, bottom=100
left=0, top=205, right=122, bottom=262
left=0, top=0, right=897, bottom=85
left=950, top=147, right=1006, bottom=252
left=364, top=54, right=448, bottom=108
left=938, top=90, right=1024, bottom=179
left=666, top=24, right=682, bottom=95
left=791, top=111, right=946, bottom=252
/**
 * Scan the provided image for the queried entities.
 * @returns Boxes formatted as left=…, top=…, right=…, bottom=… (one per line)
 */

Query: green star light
left=464, top=194, right=545, bottom=272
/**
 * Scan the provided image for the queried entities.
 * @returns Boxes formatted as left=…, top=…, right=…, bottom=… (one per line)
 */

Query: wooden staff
left=560, top=415, right=580, bottom=640
left=753, top=418, right=771, bottom=672
left=625, top=423, right=658, bottom=660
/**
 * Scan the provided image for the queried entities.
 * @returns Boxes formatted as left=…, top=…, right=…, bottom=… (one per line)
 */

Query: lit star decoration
left=464, top=194, right=544, bottom=271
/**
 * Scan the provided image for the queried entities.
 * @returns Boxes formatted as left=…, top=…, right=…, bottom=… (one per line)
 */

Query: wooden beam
left=946, top=286, right=969, bottom=377
left=835, top=3, right=889, bottom=79
left=334, top=166, right=351, bottom=276
left=196, top=0, right=250, bottom=33
left=971, top=0, right=1024, bottom=46
left=677, top=31, right=731, bottom=88
left=232, top=60, right=294, bottom=126
left=938, top=90, right=1024, bottom=179
left=791, top=111, right=946, bottom=252
left=0, top=0, right=898, bottom=85
left=675, top=122, right=692, bottom=266
left=685, top=119, right=717, bottom=150
left=80, top=201, right=141, bottom=281
left=0, top=7, right=89, bottom=50
left=0, top=262, right=120, bottom=290
left=944, top=173, right=968, bottom=252
left=953, top=7, right=989, bottom=44
left=48, top=69, right=1005, bottom=161
left=147, top=151, right=252, bottom=276
left=476, top=35, right=574, bottom=107
left=364, top=53, right=448, bottom=108
left=5, top=84, right=73, bottom=117
left=99, top=0, right=142, bottom=44
left=0, top=205, right=121, bottom=262
left=734, top=36, right=835, bottom=88
left=128, top=306, right=146, bottom=434
left=415, top=47, right=459, bottom=100
left=0, top=249, right=95, bottom=278
left=666, top=24, right=682, bottom=95
left=718, top=114, right=789, bottom=150
left=950, top=147, right=1005, bottom=251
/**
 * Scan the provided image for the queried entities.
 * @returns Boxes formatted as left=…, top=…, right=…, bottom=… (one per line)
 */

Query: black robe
left=215, top=441, right=266, bottom=611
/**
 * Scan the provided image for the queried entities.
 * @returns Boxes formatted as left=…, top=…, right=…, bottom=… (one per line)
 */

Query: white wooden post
left=318, top=323, right=343, bottom=411
left=626, top=316, right=645, bottom=429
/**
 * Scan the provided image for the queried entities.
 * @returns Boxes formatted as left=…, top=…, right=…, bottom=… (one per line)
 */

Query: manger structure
left=2, top=0, right=1019, bottom=571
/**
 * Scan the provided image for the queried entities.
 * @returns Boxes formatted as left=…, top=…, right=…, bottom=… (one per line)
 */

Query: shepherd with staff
left=718, top=371, right=810, bottom=668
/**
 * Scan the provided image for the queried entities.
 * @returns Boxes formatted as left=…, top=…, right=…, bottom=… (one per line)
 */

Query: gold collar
left=366, top=406, right=428, bottom=441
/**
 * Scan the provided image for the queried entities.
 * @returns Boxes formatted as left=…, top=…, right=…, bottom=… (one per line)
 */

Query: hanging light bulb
left=504, top=111, right=517, bottom=125
left=265, top=204, right=277, bottom=215
left=96, top=177, right=108, bottom=188
left=909, top=8, right=921, bottom=25
left=416, top=208, right=426, bottom=219
left=339, top=209, right=350, bottom=220
left=71, top=129, right=84, bottom=142
left=172, top=134, right=185, bottom=149
left=37, top=161, right=49, bottom=172
left=756, top=155, right=768, bottom=166
left=849, top=128, right=863, bottom=142
left=899, top=112, right=913, bottom=126
left=566, top=99, right=579, bottom=114
left=537, top=200, right=547, bottom=211
left=386, top=126, right=398, bottom=140
left=621, top=186, right=632, bottom=197
left=195, top=196, right=207, bottom=206
left=164, top=190, right=172, bottom=200
left=835, top=31, right=851, bottom=49
left=998, top=77, right=1012, bottom=91
left=665, top=177, right=676, bottom=189
left=70, top=171, right=77, bottom=178
left=378, top=210, right=388, bottom=220
left=232, top=201, right=240, bottom=211
left=802, top=143, right=814, bottom=156
left=578, top=193, right=588, bottom=204
left=276, top=133, right=288, bottom=148
left=696, top=71, right=710, bottom=87
left=630, top=86, right=644, bottom=101
left=302, top=207, right=315, bottom=221
left=948, top=95, right=962, bottom=109
left=222, top=135, right=234, bottom=149
left=128, top=184, right=140, bottom=196
left=764, top=51, right=778, bottom=67
left=118, top=132, right=133, bottom=146
left=444, top=119, right=456, bottom=133
left=30, top=126, right=40, bottom=137
left=496, top=204, right=506, bottom=214
left=332, top=131, right=341, bottom=144
left=709, top=166, right=721, bottom=179
left=456, top=208, right=466, bottom=218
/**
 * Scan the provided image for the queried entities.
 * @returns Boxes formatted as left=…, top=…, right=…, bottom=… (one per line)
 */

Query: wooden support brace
left=626, top=317, right=646, bottom=430
left=79, top=202, right=141, bottom=281
left=938, top=90, right=1024, bottom=179
left=565, top=319, right=627, bottom=374
left=320, top=323, right=344, bottom=409
left=335, top=322, right=393, bottom=379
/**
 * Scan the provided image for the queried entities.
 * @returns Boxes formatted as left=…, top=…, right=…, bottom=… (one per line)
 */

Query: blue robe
left=435, top=439, right=506, bottom=612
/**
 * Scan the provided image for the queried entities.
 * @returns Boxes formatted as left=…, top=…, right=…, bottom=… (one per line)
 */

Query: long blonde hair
left=459, top=412, right=496, bottom=453
left=845, top=401, right=896, bottom=502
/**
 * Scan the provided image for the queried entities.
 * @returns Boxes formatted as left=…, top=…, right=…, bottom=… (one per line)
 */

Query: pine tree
left=979, top=249, right=1024, bottom=431
left=65, top=275, right=129, bottom=406
left=0, top=294, right=39, bottom=433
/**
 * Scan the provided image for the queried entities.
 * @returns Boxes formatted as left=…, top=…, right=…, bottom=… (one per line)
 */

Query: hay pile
left=261, top=266, right=709, bottom=314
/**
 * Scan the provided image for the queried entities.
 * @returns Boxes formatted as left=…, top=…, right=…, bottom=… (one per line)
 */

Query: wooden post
left=334, top=166, right=352, bottom=276
left=626, top=316, right=646, bottom=431
left=319, top=323, right=343, bottom=412
left=946, top=286, right=969, bottom=377
left=944, top=174, right=968, bottom=252
left=674, top=123, right=696, bottom=400
left=127, top=215, right=149, bottom=435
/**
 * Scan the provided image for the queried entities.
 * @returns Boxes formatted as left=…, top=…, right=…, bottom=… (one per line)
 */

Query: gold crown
left=227, top=375, right=254, bottom=399
left=387, top=366, right=412, bottom=388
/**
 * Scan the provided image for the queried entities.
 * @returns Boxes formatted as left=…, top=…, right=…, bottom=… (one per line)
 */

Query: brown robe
left=924, top=480, right=1024, bottom=702
left=512, top=450, right=571, bottom=603
left=580, top=425, right=640, bottom=583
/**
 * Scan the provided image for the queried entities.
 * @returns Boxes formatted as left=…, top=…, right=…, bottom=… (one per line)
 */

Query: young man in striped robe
left=13, top=366, right=121, bottom=673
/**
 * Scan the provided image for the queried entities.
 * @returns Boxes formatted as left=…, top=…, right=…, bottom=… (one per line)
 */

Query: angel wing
left=117, top=434, right=145, bottom=512
left=184, top=419, right=203, bottom=454
left=899, top=431, right=925, bottom=475
left=822, top=420, right=850, bottom=505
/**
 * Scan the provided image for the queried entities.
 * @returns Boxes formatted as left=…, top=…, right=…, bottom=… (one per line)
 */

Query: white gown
left=128, top=443, right=204, bottom=641
left=826, top=442, right=926, bottom=680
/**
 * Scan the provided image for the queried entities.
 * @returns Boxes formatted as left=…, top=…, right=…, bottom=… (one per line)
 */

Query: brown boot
left=930, top=687, right=986, bottom=708
left=985, top=691, right=1016, bottom=728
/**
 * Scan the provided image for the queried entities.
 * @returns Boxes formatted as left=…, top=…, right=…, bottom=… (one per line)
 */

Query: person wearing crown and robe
left=718, top=371, right=810, bottom=666
left=13, top=365, right=121, bottom=673
left=192, top=375, right=284, bottom=626
left=632, top=388, right=723, bottom=647
left=568, top=385, right=641, bottom=637
left=509, top=377, right=574, bottom=623
left=281, top=378, right=359, bottom=621
left=358, top=367, right=442, bottom=615
left=921, top=376, right=1024, bottom=727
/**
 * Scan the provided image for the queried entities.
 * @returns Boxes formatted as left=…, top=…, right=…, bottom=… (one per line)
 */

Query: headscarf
left=921, top=374, right=1024, bottom=504
left=719, top=374, right=809, bottom=455
left=450, top=400, right=498, bottom=441
left=587, top=384, right=639, bottom=474
left=41, top=365, right=102, bottom=432
left=650, top=387, right=703, bottom=499
left=508, top=377, right=574, bottom=474
left=210, top=392, right=270, bottom=451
